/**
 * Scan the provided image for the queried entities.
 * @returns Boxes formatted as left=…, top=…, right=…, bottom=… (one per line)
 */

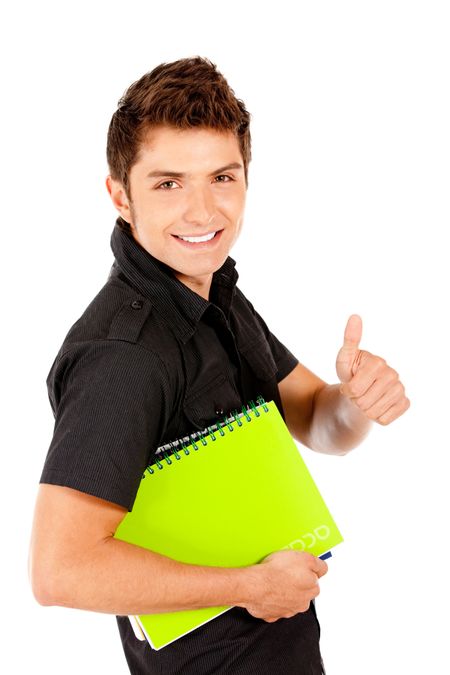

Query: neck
left=173, top=271, right=213, bottom=301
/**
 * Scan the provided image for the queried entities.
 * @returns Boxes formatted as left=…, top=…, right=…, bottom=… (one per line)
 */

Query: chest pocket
left=183, top=370, right=242, bottom=431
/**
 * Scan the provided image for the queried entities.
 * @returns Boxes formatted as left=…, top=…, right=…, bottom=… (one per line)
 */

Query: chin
left=174, top=259, right=221, bottom=279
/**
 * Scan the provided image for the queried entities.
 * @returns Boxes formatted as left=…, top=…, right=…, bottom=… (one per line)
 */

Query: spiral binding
left=143, top=395, right=269, bottom=476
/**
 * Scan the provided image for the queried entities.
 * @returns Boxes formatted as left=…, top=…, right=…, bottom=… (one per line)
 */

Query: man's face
left=107, top=125, right=247, bottom=296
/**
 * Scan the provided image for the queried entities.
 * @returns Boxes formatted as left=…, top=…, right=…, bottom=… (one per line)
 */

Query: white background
left=2, top=1, right=449, bottom=673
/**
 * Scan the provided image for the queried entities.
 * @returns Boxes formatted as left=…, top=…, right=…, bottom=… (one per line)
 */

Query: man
left=29, top=56, right=410, bottom=674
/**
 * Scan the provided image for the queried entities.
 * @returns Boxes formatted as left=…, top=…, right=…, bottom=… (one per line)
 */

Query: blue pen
left=319, top=551, right=332, bottom=561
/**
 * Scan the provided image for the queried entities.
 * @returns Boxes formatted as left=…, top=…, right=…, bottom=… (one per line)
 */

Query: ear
left=105, top=175, right=133, bottom=224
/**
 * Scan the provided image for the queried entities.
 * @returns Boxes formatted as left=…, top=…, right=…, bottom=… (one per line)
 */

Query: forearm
left=41, top=536, right=257, bottom=615
left=309, top=383, right=373, bottom=455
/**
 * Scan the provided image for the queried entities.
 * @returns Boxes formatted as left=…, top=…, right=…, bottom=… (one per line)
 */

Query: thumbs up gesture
left=335, top=315, right=410, bottom=425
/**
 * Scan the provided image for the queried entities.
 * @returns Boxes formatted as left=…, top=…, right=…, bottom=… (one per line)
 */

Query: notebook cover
left=114, top=399, right=343, bottom=649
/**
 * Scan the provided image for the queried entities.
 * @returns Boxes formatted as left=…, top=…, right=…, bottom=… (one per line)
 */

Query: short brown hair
left=106, top=56, right=252, bottom=213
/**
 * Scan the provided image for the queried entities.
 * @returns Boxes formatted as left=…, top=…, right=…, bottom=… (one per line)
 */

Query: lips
left=177, top=233, right=216, bottom=243
left=171, top=229, right=224, bottom=248
left=174, top=229, right=222, bottom=239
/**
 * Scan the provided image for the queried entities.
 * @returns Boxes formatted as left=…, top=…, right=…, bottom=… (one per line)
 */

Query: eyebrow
left=146, top=162, right=244, bottom=179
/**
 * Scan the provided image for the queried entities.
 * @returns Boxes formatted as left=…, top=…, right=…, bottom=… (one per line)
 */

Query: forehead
left=135, top=125, right=242, bottom=169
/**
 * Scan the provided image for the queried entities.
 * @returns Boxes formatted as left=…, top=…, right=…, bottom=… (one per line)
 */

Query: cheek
left=153, top=198, right=184, bottom=222
left=220, top=192, right=246, bottom=219
left=135, top=200, right=178, bottom=232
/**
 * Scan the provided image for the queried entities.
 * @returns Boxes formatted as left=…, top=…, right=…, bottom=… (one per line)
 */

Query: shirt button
left=131, top=300, right=143, bottom=310
left=215, top=405, right=224, bottom=416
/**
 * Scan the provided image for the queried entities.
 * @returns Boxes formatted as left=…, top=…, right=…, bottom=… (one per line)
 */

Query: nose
left=183, top=185, right=216, bottom=229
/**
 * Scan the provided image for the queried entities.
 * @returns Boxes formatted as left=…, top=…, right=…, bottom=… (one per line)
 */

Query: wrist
left=233, top=564, right=265, bottom=609
left=336, top=386, right=373, bottom=433
left=311, top=383, right=372, bottom=454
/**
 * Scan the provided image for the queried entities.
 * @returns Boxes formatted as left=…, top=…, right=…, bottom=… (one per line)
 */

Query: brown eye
left=157, top=181, right=177, bottom=190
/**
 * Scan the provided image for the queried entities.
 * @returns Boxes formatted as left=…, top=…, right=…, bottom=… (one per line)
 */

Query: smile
left=176, top=231, right=217, bottom=243
left=172, top=229, right=224, bottom=248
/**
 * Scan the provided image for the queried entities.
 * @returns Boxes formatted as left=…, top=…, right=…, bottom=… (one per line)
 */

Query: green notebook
left=114, top=397, right=343, bottom=650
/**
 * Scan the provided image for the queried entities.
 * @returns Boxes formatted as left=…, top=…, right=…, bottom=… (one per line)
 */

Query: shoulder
left=52, top=267, right=180, bottom=365
left=46, top=270, right=183, bottom=402
left=59, top=271, right=149, bottom=346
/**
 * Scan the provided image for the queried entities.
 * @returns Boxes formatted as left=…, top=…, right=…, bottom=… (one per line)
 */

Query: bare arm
left=29, top=484, right=327, bottom=621
left=278, top=362, right=372, bottom=455
left=29, top=484, right=255, bottom=615
left=308, top=382, right=373, bottom=454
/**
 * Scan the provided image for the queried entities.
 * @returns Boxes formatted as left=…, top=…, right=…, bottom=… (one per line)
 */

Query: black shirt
left=40, top=217, right=325, bottom=674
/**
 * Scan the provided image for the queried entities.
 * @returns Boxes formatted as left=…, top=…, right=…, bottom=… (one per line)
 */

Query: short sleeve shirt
left=39, top=217, right=325, bottom=674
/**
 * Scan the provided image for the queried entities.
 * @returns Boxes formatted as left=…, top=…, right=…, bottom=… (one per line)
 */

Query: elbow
left=308, top=425, right=368, bottom=456
left=311, top=444, right=352, bottom=456
left=28, top=548, right=68, bottom=608
left=308, top=435, right=354, bottom=456
left=29, top=562, right=58, bottom=607
left=32, top=583, right=54, bottom=608
left=30, top=564, right=78, bottom=608
left=335, top=447, right=351, bottom=456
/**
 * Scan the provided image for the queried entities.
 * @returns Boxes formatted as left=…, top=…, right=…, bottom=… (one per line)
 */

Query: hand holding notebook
left=114, top=397, right=344, bottom=649
left=244, top=547, right=329, bottom=622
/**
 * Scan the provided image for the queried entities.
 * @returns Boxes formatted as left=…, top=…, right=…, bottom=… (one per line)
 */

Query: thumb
left=336, top=314, right=363, bottom=384
left=342, top=314, right=363, bottom=351
left=313, top=557, right=329, bottom=578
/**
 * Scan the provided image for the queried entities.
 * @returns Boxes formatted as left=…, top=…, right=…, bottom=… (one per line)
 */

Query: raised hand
left=335, top=314, right=410, bottom=425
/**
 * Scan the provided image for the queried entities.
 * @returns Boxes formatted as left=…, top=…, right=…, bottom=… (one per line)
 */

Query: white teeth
left=177, top=231, right=217, bottom=243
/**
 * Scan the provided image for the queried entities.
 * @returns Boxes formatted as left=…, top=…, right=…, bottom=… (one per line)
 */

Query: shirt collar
left=110, top=217, right=239, bottom=344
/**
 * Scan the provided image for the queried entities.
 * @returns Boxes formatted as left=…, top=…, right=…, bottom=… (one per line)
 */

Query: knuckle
left=373, top=355, right=386, bottom=370
left=400, top=398, right=410, bottom=413
left=356, top=395, right=369, bottom=410
left=393, top=381, right=404, bottom=395
left=387, top=369, right=399, bottom=383
left=294, top=549, right=306, bottom=557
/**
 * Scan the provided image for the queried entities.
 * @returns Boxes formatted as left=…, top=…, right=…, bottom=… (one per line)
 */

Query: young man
left=29, top=56, right=409, bottom=674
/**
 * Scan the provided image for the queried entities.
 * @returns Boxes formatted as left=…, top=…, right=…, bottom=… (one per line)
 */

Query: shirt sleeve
left=40, top=340, right=173, bottom=511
